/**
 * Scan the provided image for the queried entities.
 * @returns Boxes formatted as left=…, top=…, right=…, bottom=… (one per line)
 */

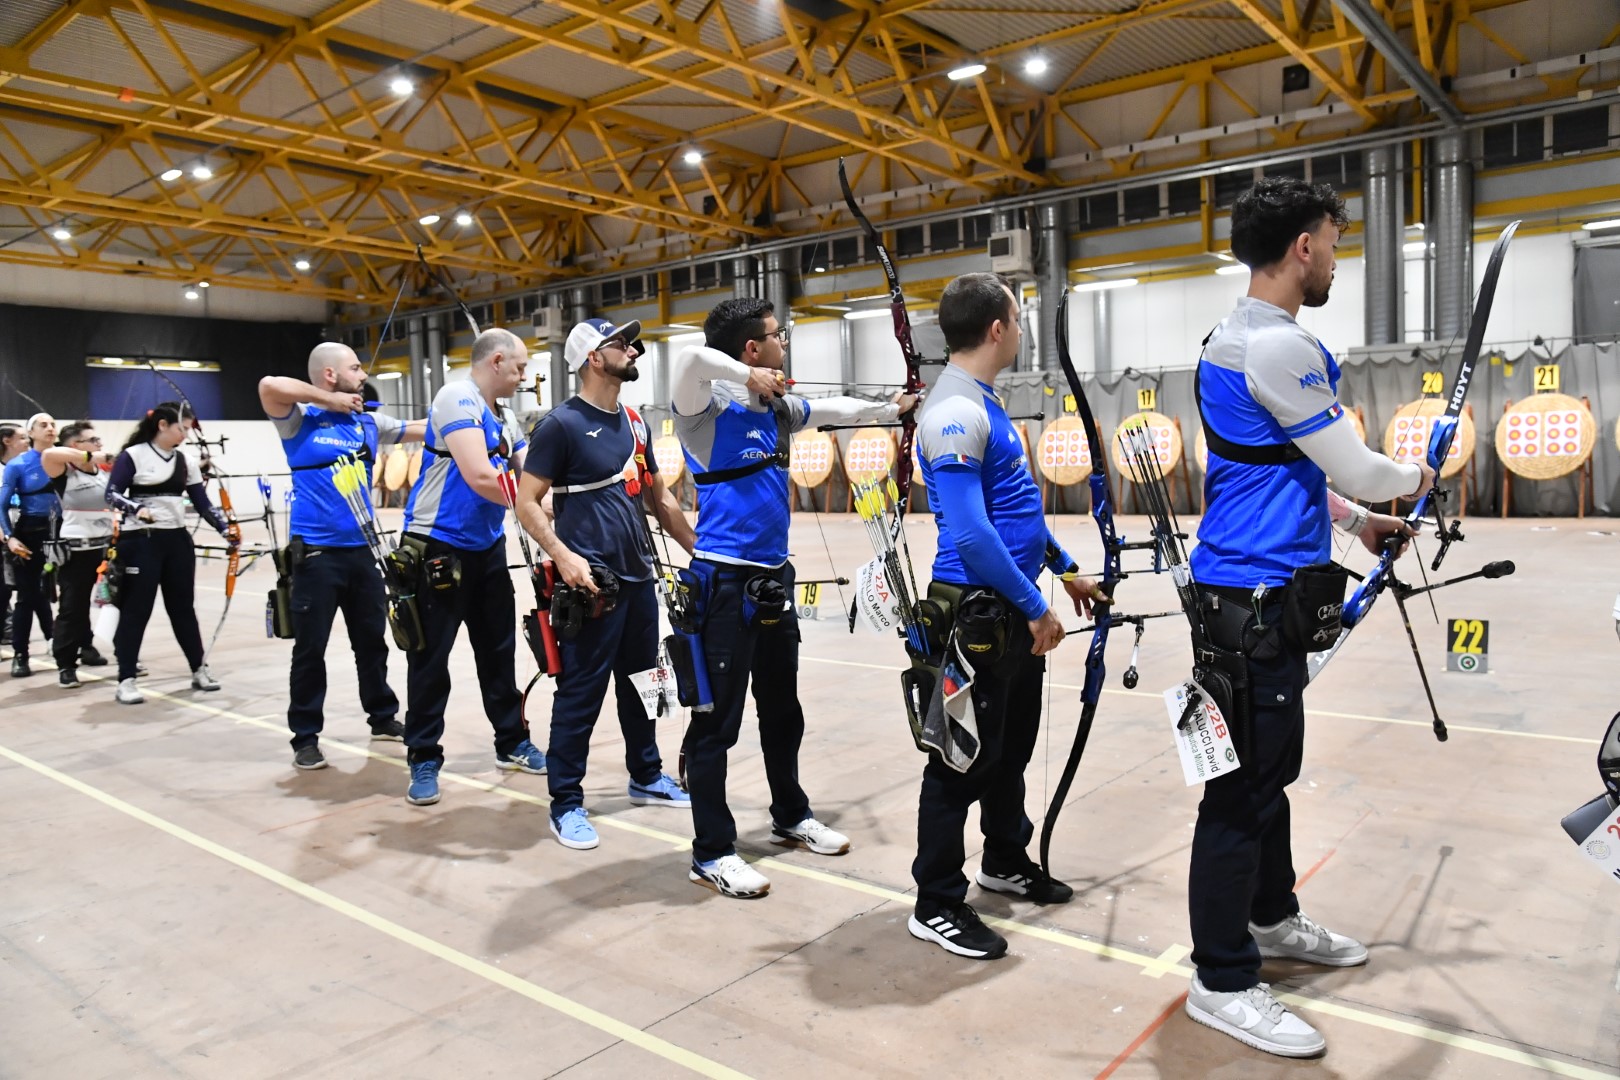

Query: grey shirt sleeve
left=1245, top=326, right=1343, bottom=440
left=918, top=395, right=990, bottom=466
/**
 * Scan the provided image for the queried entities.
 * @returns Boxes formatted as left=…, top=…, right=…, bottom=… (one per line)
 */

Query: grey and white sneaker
left=115, top=678, right=144, bottom=705
left=1184, top=977, right=1326, bottom=1058
left=689, top=854, right=770, bottom=898
left=1251, top=911, right=1368, bottom=967
left=190, top=664, right=220, bottom=692
left=770, top=816, right=850, bottom=855
left=293, top=745, right=328, bottom=771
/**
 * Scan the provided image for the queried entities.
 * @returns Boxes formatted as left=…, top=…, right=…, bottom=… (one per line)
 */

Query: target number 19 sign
left=1446, top=617, right=1489, bottom=674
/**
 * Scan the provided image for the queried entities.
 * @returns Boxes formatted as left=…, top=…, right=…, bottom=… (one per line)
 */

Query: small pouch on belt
left=1282, top=562, right=1350, bottom=652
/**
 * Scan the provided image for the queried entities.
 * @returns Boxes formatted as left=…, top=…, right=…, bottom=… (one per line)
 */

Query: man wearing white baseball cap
left=515, top=317, right=695, bottom=851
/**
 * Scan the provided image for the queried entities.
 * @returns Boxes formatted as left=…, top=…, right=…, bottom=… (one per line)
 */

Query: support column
left=839, top=312, right=855, bottom=391
left=1363, top=144, right=1403, bottom=345
left=1036, top=202, right=1068, bottom=376
left=732, top=254, right=758, bottom=300
left=764, top=249, right=792, bottom=378
left=424, top=314, right=445, bottom=399
left=1432, top=130, right=1474, bottom=340
left=562, top=286, right=591, bottom=402
left=406, top=316, right=425, bottom=414
left=1093, top=291, right=1112, bottom=377
left=545, top=290, right=569, bottom=408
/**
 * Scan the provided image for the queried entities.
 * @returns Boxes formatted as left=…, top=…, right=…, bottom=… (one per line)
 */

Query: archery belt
left=264, top=540, right=297, bottom=640
left=384, top=537, right=428, bottom=653
left=549, top=567, right=620, bottom=642
left=522, top=561, right=564, bottom=676
left=664, top=563, right=714, bottom=712
left=1281, top=562, right=1350, bottom=652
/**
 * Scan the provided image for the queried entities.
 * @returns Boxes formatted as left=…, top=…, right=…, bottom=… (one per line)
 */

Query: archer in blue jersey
left=907, top=273, right=1105, bottom=961
left=669, top=297, right=914, bottom=899
left=0, top=414, right=61, bottom=673
left=391, top=329, right=543, bottom=808
left=1183, top=178, right=1424, bottom=1059
left=262, top=341, right=425, bottom=771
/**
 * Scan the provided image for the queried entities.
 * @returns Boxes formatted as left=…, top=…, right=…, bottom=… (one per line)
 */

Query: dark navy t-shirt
left=524, top=397, right=657, bottom=583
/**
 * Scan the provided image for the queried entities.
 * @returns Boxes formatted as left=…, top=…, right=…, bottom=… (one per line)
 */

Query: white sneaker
left=689, top=854, right=770, bottom=898
left=1184, top=977, right=1326, bottom=1058
left=1250, top=911, right=1368, bottom=967
left=770, top=816, right=850, bottom=855
left=190, top=664, right=220, bottom=692
left=115, top=678, right=144, bottom=705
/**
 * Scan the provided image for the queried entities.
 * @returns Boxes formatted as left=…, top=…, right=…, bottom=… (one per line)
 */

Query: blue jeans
left=546, top=576, right=664, bottom=816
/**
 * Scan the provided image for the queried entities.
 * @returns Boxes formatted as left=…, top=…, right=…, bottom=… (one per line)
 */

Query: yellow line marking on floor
left=0, top=739, right=752, bottom=1080
left=71, top=674, right=1619, bottom=1078
left=1139, top=943, right=1190, bottom=979
left=802, top=655, right=1600, bottom=746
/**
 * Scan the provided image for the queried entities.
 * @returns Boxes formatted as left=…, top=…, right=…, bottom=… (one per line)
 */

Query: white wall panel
left=0, top=262, right=327, bottom=323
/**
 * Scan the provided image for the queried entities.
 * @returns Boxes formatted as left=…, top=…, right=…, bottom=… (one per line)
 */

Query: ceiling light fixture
left=1215, top=265, right=1248, bottom=276
left=179, top=360, right=201, bottom=369
left=1071, top=278, right=1139, bottom=293
left=183, top=288, right=200, bottom=300
left=51, top=227, right=71, bottom=241
left=948, top=62, right=987, bottom=81
left=454, top=210, right=473, bottom=227
left=389, top=76, right=414, bottom=96
left=374, top=370, right=404, bottom=381
left=191, top=164, right=212, bottom=180
left=160, top=168, right=183, bottom=182
left=293, top=258, right=311, bottom=271
left=355, top=293, right=366, bottom=300
left=844, top=308, right=892, bottom=320
left=812, top=265, right=826, bottom=273
left=197, top=280, right=209, bottom=289
left=1403, top=240, right=1429, bottom=254
left=418, top=213, right=441, bottom=226
left=103, top=357, right=125, bottom=365
left=1582, top=218, right=1620, bottom=231
left=1023, top=57, right=1048, bottom=76
left=683, top=149, right=703, bottom=165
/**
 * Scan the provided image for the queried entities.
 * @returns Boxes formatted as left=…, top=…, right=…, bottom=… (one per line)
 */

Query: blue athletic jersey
left=673, top=385, right=809, bottom=568
left=1192, top=297, right=1345, bottom=588
left=405, top=380, right=527, bottom=550
left=270, top=405, right=405, bottom=547
left=1, top=449, right=60, bottom=529
left=524, top=398, right=657, bottom=582
left=918, top=365, right=1049, bottom=605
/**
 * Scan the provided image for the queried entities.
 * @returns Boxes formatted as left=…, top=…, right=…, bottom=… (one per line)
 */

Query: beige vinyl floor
left=3, top=508, right=1617, bottom=1079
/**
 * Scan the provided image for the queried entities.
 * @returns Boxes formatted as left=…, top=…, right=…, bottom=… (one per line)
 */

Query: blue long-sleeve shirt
left=0, top=449, right=60, bottom=538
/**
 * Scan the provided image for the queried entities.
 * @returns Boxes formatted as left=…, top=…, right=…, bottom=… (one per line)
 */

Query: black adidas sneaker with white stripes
left=975, top=861, right=1075, bottom=905
left=908, top=900, right=1008, bottom=959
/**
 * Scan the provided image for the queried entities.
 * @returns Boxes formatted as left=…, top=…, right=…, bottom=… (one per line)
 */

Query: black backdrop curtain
left=0, top=302, right=323, bottom=422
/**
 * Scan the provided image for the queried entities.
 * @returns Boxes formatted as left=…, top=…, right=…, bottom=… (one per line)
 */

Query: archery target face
left=1501, top=410, right=1586, bottom=458
left=1039, top=424, right=1092, bottom=471
left=845, top=430, right=895, bottom=479
left=790, top=433, right=832, bottom=478
left=652, top=436, right=685, bottom=480
left=1391, top=414, right=1465, bottom=462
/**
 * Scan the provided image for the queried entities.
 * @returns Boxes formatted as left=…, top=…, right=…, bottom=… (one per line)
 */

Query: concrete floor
left=3, top=509, right=1618, bottom=1079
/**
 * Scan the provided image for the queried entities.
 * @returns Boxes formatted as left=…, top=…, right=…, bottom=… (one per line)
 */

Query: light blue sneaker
left=628, top=773, right=691, bottom=807
left=406, top=760, right=441, bottom=805
left=496, top=739, right=546, bottom=775
left=550, top=807, right=599, bottom=850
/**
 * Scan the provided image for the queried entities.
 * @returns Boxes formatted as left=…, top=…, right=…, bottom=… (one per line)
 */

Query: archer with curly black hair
left=1182, top=175, right=1430, bottom=1058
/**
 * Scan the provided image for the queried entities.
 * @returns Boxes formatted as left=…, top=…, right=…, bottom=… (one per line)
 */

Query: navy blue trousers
left=545, top=576, right=664, bottom=817
left=683, top=560, right=811, bottom=863
left=286, top=544, right=399, bottom=749
left=1188, top=597, right=1305, bottom=992
left=403, top=538, right=524, bottom=765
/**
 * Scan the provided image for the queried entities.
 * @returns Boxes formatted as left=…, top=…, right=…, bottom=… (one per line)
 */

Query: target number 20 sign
left=1446, top=618, right=1489, bottom=674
